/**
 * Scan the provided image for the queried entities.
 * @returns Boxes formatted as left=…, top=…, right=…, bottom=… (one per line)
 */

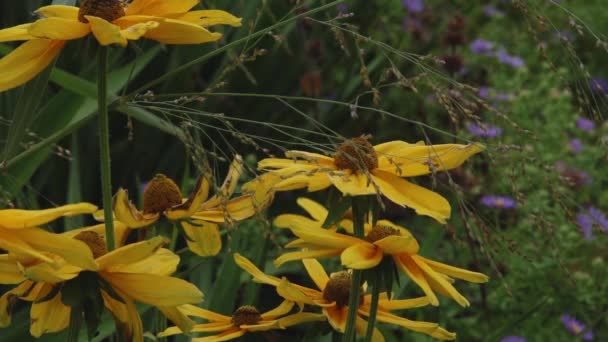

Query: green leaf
left=322, top=189, right=352, bottom=228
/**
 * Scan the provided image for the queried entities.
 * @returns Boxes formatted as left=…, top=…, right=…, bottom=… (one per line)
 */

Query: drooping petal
left=178, top=304, right=231, bottom=322
left=86, top=15, right=128, bottom=46
left=0, top=24, right=36, bottom=42
left=202, top=156, right=244, bottom=209
left=374, top=310, right=444, bottom=337
left=341, top=243, right=383, bottom=269
left=63, top=222, right=131, bottom=249
left=395, top=255, right=438, bottom=306
left=240, top=320, right=280, bottom=332
left=165, top=175, right=210, bottom=220
left=416, top=256, right=489, bottom=283
left=411, top=255, right=470, bottom=307
left=328, top=171, right=377, bottom=196
left=101, top=290, right=143, bottom=342
left=261, top=300, right=295, bottom=319
left=143, top=18, right=222, bottom=44
left=274, top=218, right=361, bottom=249
left=233, top=253, right=281, bottom=286
left=301, top=258, right=330, bottom=291
left=96, top=236, right=166, bottom=270
left=125, top=0, right=199, bottom=16
left=278, top=312, right=327, bottom=328
left=113, top=188, right=159, bottom=228
left=0, top=230, right=55, bottom=265
left=120, top=20, right=160, bottom=40
left=323, top=305, right=348, bottom=332
left=181, top=221, right=222, bottom=257
left=258, top=157, right=325, bottom=171
left=296, top=197, right=328, bottom=222
left=371, top=170, right=451, bottom=224
left=176, top=10, right=242, bottom=27
left=36, top=5, right=80, bottom=20
left=373, top=235, right=418, bottom=255
left=375, top=142, right=484, bottom=177
left=193, top=196, right=257, bottom=223
left=0, top=255, right=25, bottom=284
left=276, top=278, right=317, bottom=306
left=377, top=296, right=430, bottom=311
left=0, top=202, right=97, bottom=229
left=108, top=248, right=178, bottom=275
left=274, top=173, right=333, bottom=192
left=355, top=316, right=385, bottom=342
left=284, top=150, right=336, bottom=166
left=158, top=306, right=195, bottom=335
left=29, top=291, right=70, bottom=337
left=101, top=272, right=203, bottom=307
left=23, top=261, right=80, bottom=284
left=191, top=328, right=245, bottom=342
left=158, top=322, right=234, bottom=337
left=275, top=249, right=342, bottom=267
left=28, top=17, right=90, bottom=40
left=274, top=214, right=322, bottom=231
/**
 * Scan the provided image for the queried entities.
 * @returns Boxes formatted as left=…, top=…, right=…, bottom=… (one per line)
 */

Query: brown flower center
left=365, top=225, right=401, bottom=243
left=333, top=136, right=378, bottom=172
left=231, top=305, right=262, bottom=326
left=322, top=271, right=364, bottom=308
left=142, top=174, right=183, bottom=214
left=78, top=0, right=125, bottom=23
left=73, top=231, right=107, bottom=258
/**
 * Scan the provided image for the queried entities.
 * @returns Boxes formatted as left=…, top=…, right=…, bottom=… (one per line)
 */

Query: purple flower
left=561, top=314, right=594, bottom=340
left=499, top=337, right=526, bottom=342
left=470, top=39, right=494, bottom=55
left=478, top=86, right=490, bottom=98
left=496, top=50, right=525, bottom=68
left=336, top=4, right=348, bottom=14
left=588, top=207, right=608, bottom=232
left=576, top=117, right=596, bottom=132
left=569, top=138, right=583, bottom=153
left=590, top=78, right=608, bottom=93
left=467, top=122, right=502, bottom=138
left=480, top=195, right=517, bottom=209
left=577, top=211, right=594, bottom=240
left=484, top=5, right=504, bottom=17
left=402, top=0, right=424, bottom=13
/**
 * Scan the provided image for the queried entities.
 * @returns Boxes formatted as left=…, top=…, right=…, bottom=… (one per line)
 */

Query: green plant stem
left=364, top=279, right=380, bottom=342
left=343, top=197, right=367, bottom=342
left=169, top=223, right=179, bottom=251
left=98, top=46, right=116, bottom=251
left=67, top=307, right=82, bottom=342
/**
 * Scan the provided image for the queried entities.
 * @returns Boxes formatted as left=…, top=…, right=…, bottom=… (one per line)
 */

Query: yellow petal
left=177, top=10, right=242, bottom=27
left=113, top=188, right=159, bottom=228
left=296, top=197, right=328, bottom=222
left=191, top=328, right=245, bottom=342
left=29, top=291, right=70, bottom=337
left=86, top=15, right=128, bottom=46
left=375, top=142, right=484, bottom=177
left=374, top=310, right=440, bottom=335
left=102, top=272, right=203, bottom=306
left=23, top=261, right=80, bottom=283
left=261, top=300, right=294, bottom=319
left=277, top=278, right=316, bottom=306
left=395, top=255, right=438, bottom=306
left=233, top=253, right=280, bottom=287
left=341, top=243, right=383, bottom=269
left=0, top=230, right=54, bottom=265
left=371, top=170, right=451, bottom=224
left=158, top=306, right=195, bottom=335
left=275, top=249, right=341, bottom=267
left=143, top=18, right=222, bottom=44
left=178, top=304, right=231, bottom=322
left=125, top=0, right=199, bottom=16
left=63, top=222, right=131, bottom=249
left=323, top=305, right=348, bottom=332
left=120, top=20, right=160, bottom=40
left=202, top=156, right=244, bottom=209
left=273, top=217, right=360, bottom=249
left=411, top=255, right=470, bottom=307
left=0, top=24, right=36, bottom=42
left=102, top=290, right=143, bottom=342
left=182, top=221, right=222, bottom=257
left=328, top=171, right=377, bottom=196
left=96, top=236, right=166, bottom=270
left=165, top=175, right=210, bottom=220
left=377, top=296, right=430, bottom=311
left=258, top=157, right=324, bottom=171
left=0, top=39, right=65, bottom=92
left=240, top=173, right=278, bottom=210
left=108, top=248, right=178, bottom=275
left=278, top=312, right=326, bottom=328
left=240, top=319, right=280, bottom=332
left=36, top=5, right=80, bottom=20
left=274, top=173, right=332, bottom=192
left=373, top=235, right=418, bottom=255
left=274, top=213, right=321, bottom=230
left=284, top=150, right=336, bottom=166
left=28, top=17, right=90, bottom=40
left=158, top=322, right=233, bottom=337
left=416, top=256, right=489, bottom=283
left=0, top=202, right=97, bottom=229
left=355, top=316, right=385, bottom=342
left=0, top=255, right=26, bottom=284
left=193, top=196, right=256, bottom=223
left=302, top=258, right=329, bottom=291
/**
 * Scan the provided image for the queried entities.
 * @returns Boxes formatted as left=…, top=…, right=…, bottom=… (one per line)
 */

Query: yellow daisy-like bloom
left=242, top=137, right=484, bottom=223
left=234, top=254, right=456, bottom=341
left=0, top=0, right=242, bottom=92
left=158, top=300, right=326, bottom=341
left=113, top=156, right=258, bottom=256
left=0, top=202, right=99, bottom=270
left=0, top=223, right=203, bottom=341
left=273, top=198, right=489, bottom=307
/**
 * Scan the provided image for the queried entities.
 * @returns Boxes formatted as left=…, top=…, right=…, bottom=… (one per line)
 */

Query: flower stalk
left=365, top=274, right=380, bottom=342
left=97, top=46, right=116, bottom=251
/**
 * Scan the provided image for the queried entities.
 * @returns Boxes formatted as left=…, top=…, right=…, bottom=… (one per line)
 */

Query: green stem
left=364, top=278, right=380, bottom=342
left=169, top=223, right=179, bottom=251
left=98, top=46, right=116, bottom=251
left=343, top=197, right=367, bottom=342
left=67, top=307, right=82, bottom=342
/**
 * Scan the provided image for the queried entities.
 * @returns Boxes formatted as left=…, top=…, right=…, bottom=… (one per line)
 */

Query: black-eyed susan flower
left=158, top=300, right=326, bottom=341
left=242, top=136, right=484, bottom=223
left=0, top=202, right=99, bottom=270
left=113, top=156, right=258, bottom=256
left=0, top=223, right=203, bottom=341
left=273, top=198, right=489, bottom=307
left=0, top=0, right=242, bottom=92
left=234, top=254, right=456, bottom=341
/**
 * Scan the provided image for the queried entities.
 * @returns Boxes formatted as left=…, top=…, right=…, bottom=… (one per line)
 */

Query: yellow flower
left=0, top=223, right=203, bottom=341
left=0, top=0, right=242, bottom=92
left=113, top=156, right=258, bottom=256
left=273, top=198, right=489, bottom=307
left=158, top=300, right=326, bottom=341
left=243, top=137, right=484, bottom=223
left=234, top=254, right=456, bottom=341
left=0, top=202, right=98, bottom=270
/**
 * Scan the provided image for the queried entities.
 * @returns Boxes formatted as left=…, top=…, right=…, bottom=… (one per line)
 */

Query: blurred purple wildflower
left=483, top=5, right=504, bottom=17
left=478, top=86, right=490, bottom=98
left=336, top=4, right=348, bottom=14
left=402, top=0, right=424, bottom=13
left=496, top=50, right=525, bottom=68
left=577, top=211, right=594, bottom=240
left=590, top=78, right=608, bottom=93
left=470, top=39, right=494, bottom=55
left=467, top=123, right=502, bottom=138
left=480, top=195, right=516, bottom=209
left=588, top=207, right=608, bottom=232
left=499, top=337, right=526, bottom=342
left=561, top=314, right=594, bottom=340
left=568, top=138, right=583, bottom=153
left=576, top=117, right=596, bottom=132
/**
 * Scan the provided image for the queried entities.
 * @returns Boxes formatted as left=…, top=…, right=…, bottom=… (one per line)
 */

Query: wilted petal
left=113, top=188, right=159, bottom=228
left=143, top=18, right=222, bottom=44
left=29, top=291, right=70, bottom=337
left=181, top=221, right=222, bottom=257
left=86, top=15, right=127, bottom=46
left=0, top=202, right=97, bottom=229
